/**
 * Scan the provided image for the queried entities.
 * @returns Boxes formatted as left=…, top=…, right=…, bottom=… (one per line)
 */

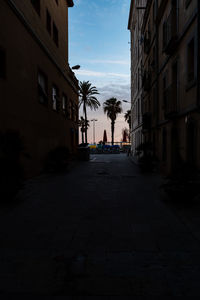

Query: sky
left=68, top=0, right=131, bottom=144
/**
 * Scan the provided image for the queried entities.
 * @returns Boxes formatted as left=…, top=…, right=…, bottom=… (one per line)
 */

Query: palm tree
left=78, top=116, right=89, bottom=144
left=124, top=110, right=131, bottom=142
left=124, top=109, right=131, bottom=128
left=79, top=81, right=100, bottom=144
left=103, top=98, right=122, bottom=145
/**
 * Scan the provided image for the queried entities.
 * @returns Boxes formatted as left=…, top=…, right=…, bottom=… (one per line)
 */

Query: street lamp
left=122, top=100, right=131, bottom=103
left=72, top=65, right=81, bottom=70
left=91, top=119, right=98, bottom=144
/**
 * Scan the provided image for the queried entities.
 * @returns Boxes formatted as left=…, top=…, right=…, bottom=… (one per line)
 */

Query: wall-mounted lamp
left=72, top=65, right=81, bottom=70
left=122, top=100, right=131, bottom=104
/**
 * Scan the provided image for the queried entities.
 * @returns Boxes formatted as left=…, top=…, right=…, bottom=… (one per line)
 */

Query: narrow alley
left=0, top=154, right=200, bottom=296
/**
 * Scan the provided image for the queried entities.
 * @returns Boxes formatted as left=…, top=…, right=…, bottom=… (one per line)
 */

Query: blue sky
left=69, top=0, right=131, bottom=143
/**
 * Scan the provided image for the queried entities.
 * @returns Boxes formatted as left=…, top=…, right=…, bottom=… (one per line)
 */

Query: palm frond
left=103, top=97, right=122, bottom=121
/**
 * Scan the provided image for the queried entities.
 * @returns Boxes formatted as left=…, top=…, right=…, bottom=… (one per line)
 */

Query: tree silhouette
left=103, top=98, right=122, bottom=145
left=124, top=110, right=131, bottom=142
left=78, top=116, right=89, bottom=144
left=79, top=81, right=100, bottom=144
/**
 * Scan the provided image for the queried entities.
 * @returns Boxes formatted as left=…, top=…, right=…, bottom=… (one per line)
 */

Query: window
left=136, top=101, right=138, bottom=121
left=62, top=94, right=66, bottom=111
left=52, top=85, right=59, bottom=111
left=0, top=49, right=6, bottom=79
left=62, top=94, right=68, bottom=117
left=69, top=100, right=75, bottom=120
left=172, top=60, right=178, bottom=97
left=163, top=4, right=178, bottom=53
left=38, top=71, right=48, bottom=105
left=31, top=0, right=40, bottom=15
left=186, top=121, right=196, bottom=164
left=46, top=10, right=51, bottom=35
left=53, top=23, right=59, bottom=47
left=75, top=106, right=78, bottom=122
left=71, top=103, right=75, bottom=121
left=187, top=38, right=195, bottom=83
left=136, top=73, right=138, bottom=92
left=137, top=99, right=140, bottom=123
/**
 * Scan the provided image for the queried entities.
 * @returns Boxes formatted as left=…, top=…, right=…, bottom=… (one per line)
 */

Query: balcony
left=163, top=82, right=178, bottom=118
left=142, top=71, right=151, bottom=91
left=163, top=7, right=178, bottom=54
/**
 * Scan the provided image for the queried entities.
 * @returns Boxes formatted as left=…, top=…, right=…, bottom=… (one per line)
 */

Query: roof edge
left=128, top=0, right=134, bottom=30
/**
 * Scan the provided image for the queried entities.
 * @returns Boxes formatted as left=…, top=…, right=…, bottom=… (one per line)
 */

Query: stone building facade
left=129, top=0, right=200, bottom=173
left=0, top=0, right=79, bottom=176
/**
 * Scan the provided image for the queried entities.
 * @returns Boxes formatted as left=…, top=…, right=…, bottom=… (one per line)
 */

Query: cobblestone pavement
left=0, top=154, right=200, bottom=296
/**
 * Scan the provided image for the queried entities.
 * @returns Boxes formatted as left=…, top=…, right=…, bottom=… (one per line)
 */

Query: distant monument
left=103, top=130, right=107, bottom=144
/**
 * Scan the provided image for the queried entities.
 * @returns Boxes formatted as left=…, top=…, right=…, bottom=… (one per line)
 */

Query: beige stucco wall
left=0, top=0, right=78, bottom=176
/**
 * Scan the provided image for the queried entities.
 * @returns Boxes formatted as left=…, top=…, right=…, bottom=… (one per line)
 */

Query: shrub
left=0, top=130, right=24, bottom=202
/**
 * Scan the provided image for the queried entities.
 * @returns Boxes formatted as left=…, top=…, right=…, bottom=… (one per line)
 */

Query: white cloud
left=97, top=83, right=130, bottom=103
left=85, top=59, right=129, bottom=65
left=76, top=69, right=129, bottom=78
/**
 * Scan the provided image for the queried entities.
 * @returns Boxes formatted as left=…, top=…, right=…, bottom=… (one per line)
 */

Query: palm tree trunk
left=111, top=120, right=115, bottom=145
left=83, top=101, right=88, bottom=144
left=81, top=129, right=84, bottom=144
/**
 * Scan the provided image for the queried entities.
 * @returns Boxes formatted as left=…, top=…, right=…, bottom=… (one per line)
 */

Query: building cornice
left=128, top=0, right=134, bottom=30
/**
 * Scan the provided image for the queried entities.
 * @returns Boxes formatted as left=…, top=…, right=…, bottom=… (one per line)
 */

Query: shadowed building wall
left=129, top=0, right=200, bottom=174
left=128, top=0, right=147, bottom=158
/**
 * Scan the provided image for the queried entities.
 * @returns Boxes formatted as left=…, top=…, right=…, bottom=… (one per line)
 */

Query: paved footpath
left=1, top=153, right=200, bottom=296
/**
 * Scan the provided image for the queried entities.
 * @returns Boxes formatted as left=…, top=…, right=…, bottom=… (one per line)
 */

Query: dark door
left=186, top=121, right=196, bottom=166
